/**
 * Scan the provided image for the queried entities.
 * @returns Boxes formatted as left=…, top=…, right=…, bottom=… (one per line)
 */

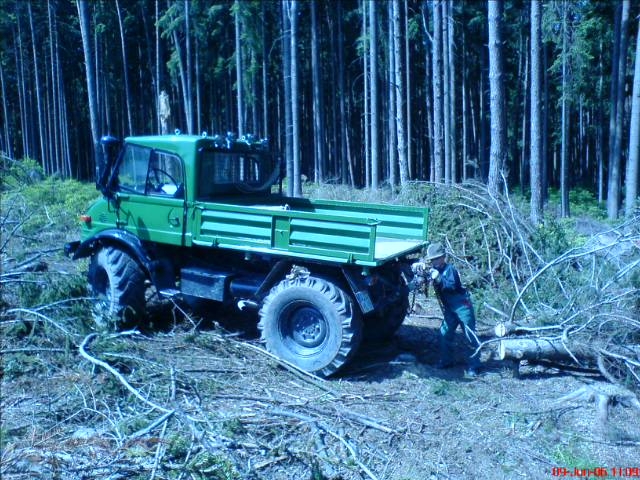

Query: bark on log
left=498, top=338, right=593, bottom=362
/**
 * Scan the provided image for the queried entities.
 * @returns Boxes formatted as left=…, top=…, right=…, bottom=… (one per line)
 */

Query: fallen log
left=494, top=322, right=560, bottom=338
left=498, top=337, right=593, bottom=363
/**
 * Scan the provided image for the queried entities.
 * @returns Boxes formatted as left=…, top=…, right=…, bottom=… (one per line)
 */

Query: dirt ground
left=2, top=288, right=639, bottom=480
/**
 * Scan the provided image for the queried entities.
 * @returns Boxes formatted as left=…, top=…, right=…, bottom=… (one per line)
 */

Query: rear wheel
left=88, top=246, right=146, bottom=329
left=259, top=276, right=362, bottom=377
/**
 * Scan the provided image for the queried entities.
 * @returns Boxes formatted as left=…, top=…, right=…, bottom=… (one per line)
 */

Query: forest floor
left=2, top=282, right=640, bottom=480
left=1, top=180, right=639, bottom=479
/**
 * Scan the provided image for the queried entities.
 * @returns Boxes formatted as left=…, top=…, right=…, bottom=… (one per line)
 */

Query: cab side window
left=118, top=145, right=150, bottom=194
left=147, top=152, right=184, bottom=198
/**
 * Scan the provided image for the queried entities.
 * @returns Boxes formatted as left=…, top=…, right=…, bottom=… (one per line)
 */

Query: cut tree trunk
left=498, top=338, right=593, bottom=363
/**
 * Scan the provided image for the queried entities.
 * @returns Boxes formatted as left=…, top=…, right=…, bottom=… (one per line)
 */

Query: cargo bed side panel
left=191, top=200, right=427, bottom=265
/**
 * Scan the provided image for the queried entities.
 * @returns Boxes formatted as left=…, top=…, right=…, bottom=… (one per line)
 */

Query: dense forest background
left=1, top=0, right=639, bottom=222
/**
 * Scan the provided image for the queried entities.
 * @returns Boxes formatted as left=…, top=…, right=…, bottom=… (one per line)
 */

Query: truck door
left=115, top=145, right=186, bottom=246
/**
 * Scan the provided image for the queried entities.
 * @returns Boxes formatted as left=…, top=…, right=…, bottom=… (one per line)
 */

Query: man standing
left=413, top=242, right=480, bottom=376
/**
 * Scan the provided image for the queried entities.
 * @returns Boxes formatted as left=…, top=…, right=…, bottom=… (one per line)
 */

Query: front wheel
left=258, top=276, right=362, bottom=377
left=88, top=246, right=146, bottom=329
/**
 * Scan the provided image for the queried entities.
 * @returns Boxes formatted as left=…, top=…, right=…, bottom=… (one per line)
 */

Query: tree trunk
left=498, top=338, right=592, bottom=363
left=235, top=0, right=244, bottom=137
left=462, top=30, right=468, bottom=182
left=393, top=0, right=408, bottom=186
left=311, top=0, right=326, bottom=184
left=281, top=2, right=293, bottom=197
left=184, top=1, right=192, bottom=134
left=487, top=0, right=507, bottom=196
left=480, top=33, right=489, bottom=182
left=421, top=4, right=434, bottom=181
left=337, top=0, right=350, bottom=186
left=362, top=0, right=370, bottom=187
left=606, top=2, right=621, bottom=205
left=327, top=10, right=338, bottom=178
left=27, top=1, right=45, bottom=168
left=76, top=0, right=99, bottom=178
left=432, top=0, right=444, bottom=183
left=169, top=4, right=192, bottom=135
left=262, top=2, right=269, bottom=139
left=44, top=27, right=52, bottom=173
left=625, top=16, right=640, bottom=218
left=388, top=2, right=397, bottom=187
left=56, top=27, right=70, bottom=179
left=15, top=4, right=30, bottom=161
left=369, top=0, right=379, bottom=189
left=0, top=62, right=10, bottom=162
left=289, top=0, right=301, bottom=197
left=529, top=0, right=543, bottom=224
left=405, top=0, right=412, bottom=179
left=520, top=37, right=529, bottom=195
left=115, top=0, right=133, bottom=136
left=442, top=0, right=451, bottom=184
left=195, top=35, right=202, bottom=135
left=542, top=40, right=549, bottom=202
left=155, top=0, right=161, bottom=134
left=447, top=0, right=456, bottom=184
left=138, top=4, right=153, bottom=134
left=50, top=1, right=62, bottom=174
left=560, top=0, right=570, bottom=218
left=607, top=0, right=630, bottom=219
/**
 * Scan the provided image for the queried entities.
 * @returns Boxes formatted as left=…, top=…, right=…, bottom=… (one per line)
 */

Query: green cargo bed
left=191, top=197, right=428, bottom=266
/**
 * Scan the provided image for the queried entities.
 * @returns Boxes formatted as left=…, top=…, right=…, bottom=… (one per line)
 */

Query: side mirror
left=97, top=135, right=120, bottom=195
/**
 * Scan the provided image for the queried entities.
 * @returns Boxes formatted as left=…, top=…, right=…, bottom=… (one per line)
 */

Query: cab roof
left=125, top=134, right=269, bottom=158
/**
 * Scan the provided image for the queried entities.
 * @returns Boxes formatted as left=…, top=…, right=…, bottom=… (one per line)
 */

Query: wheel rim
left=281, top=304, right=328, bottom=353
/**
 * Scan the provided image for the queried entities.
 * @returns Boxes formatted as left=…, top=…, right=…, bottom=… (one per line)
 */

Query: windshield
left=197, top=150, right=280, bottom=199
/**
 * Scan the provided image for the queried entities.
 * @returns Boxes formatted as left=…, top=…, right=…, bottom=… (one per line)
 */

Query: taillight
left=80, top=215, right=92, bottom=226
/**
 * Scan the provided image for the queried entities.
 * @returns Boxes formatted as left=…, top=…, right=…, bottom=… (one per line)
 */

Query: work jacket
left=432, top=263, right=472, bottom=311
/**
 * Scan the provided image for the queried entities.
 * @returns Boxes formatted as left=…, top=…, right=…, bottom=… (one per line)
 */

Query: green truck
left=66, top=133, right=429, bottom=376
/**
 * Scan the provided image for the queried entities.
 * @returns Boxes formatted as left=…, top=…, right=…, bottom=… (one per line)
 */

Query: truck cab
left=86, top=133, right=278, bottom=247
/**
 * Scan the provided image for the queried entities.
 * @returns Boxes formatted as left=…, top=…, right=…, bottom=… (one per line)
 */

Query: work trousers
left=439, top=301, right=480, bottom=368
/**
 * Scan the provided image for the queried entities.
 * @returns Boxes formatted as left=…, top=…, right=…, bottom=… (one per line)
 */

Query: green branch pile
left=313, top=181, right=640, bottom=391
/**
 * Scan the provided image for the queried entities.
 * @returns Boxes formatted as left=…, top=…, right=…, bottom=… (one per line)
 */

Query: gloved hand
left=429, top=268, right=440, bottom=282
left=411, top=261, right=426, bottom=274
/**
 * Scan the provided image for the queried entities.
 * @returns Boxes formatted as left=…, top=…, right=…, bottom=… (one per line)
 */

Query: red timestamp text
left=551, top=467, right=640, bottom=477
